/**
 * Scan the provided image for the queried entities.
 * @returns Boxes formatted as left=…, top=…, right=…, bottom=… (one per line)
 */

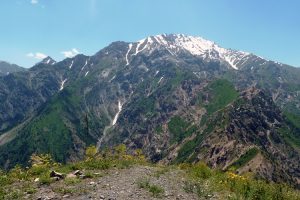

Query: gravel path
left=32, top=165, right=199, bottom=200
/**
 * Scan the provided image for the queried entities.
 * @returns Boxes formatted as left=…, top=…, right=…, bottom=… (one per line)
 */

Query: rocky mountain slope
left=0, top=34, right=300, bottom=187
left=0, top=61, right=24, bottom=76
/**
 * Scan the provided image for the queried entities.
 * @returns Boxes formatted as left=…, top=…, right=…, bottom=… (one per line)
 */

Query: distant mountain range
left=0, top=61, right=25, bottom=75
left=1, top=34, right=300, bottom=187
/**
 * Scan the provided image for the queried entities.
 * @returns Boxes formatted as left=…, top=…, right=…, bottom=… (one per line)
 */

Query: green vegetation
left=180, top=162, right=300, bottom=200
left=176, top=111, right=227, bottom=163
left=0, top=98, right=73, bottom=168
left=284, top=112, right=300, bottom=129
left=0, top=144, right=146, bottom=199
left=174, top=79, right=239, bottom=164
left=153, top=167, right=171, bottom=178
left=175, top=133, right=203, bottom=163
left=278, top=126, right=300, bottom=149
left=0, top=80, right=109, bottom=168
left=278, top=112, right=300, bottom=149
left=136, top=97, right=156, bottom=115
left=202, top=79, right=239, bottom=115
left=155, top=67, right=195, bottom=96
left=155, top=125, right=163, bottom=134
left=137, top=178, right=164, bottom=198
left=229, top=148, right=259, bottom=169
left=284, top=83, right=300, bottom=93
left=0, top=145, right=300, bottom=200
left=168, top=116, right=192, bottom=144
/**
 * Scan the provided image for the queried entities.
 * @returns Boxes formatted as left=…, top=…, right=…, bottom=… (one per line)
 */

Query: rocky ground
left=30, top=165, right=203, bottom=200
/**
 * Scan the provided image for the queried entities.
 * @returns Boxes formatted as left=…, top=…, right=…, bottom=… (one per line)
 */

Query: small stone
left=50, top=177, right=60, bottom=181
left=63, top=195, right=70, bottom=198
left=34, top=178, right=40, bottom=182
left=73, top=170, right=83, bottom=176
left=79, top=174, right=87, bottom=179
left=89, top=181, right=96, bottom=185
left=99, top=195, right=105, bottom=199
left=50, top=171, right=64, bottom=180
left=37, top=196, right=51, bottom=200
left=66, top=174, right=77, bottom=179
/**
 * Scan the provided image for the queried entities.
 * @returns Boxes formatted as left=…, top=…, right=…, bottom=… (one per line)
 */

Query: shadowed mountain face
left=0, top=34, right=300, bottom=186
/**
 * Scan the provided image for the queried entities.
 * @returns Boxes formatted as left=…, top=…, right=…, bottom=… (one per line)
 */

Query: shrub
left=65, top=177, right=81, bottom=185
left=137, top=178, right=164, bottom=197
left=28, top=165, right=49, bottom=176
left=114, top=144, right=127, bottom=159
left=39, top=174, right=53, bottom=185
left=85, top=145, right=98, bottom=160
left=80, top=159, right=112, bottom=170
left=190, top=162, right=212, bottom=179
left=149, top=184, right=164, bottom=198
left=9, top=165, right=28, bottom=181
left=137, top=178, right=150, bottom=189
left=134, top=149, right=146, bottom=162
left=30, top=153, right=55, bottom=167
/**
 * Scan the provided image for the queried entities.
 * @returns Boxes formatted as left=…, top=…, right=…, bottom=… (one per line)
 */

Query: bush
left=0, top=173, right=11, bottom=187
left=183, top=162, right=300, bottom=200
left=149, top=184, right=164, bottom=198
left=28, top=165, right=49, bottom=176
left=9, top=165, right=28, bottom=181
left=39, top=174, right=53, bottom=185
left=65, top=177, right=81, bottom=185
left=30, top=153, right=55, bottom=167
left=114, top=144, right=127, bottom=159
left=85, top=146, right=98, bottom=160
left=190, top=162, right=212, bottom=179
left=80, top=159, right=112, bottom=170
left=137, top=178, right=164, bottom=197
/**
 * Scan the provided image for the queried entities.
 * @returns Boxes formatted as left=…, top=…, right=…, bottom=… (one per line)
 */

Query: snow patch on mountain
left=127, top=34, right=252, bottom=70
left=158, top=76, right=164, bottom=84
left=109, top=75, right=116, bottom=82
left=125, top=43, right=132, bottom=66
left=112, top=101, right=123, bottom=126
left=69, top=60, right=74, bottom=69
left=81, top=60, right=88, bottom=71
left=60, top=79, right=67, bottom=91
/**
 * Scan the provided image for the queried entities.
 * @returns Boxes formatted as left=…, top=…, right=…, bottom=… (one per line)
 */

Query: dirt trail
left=32, top=165, right=199, bottom=200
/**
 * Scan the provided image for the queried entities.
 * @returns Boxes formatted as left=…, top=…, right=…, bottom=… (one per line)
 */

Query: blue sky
left=0, top=0, right=299, bottom=68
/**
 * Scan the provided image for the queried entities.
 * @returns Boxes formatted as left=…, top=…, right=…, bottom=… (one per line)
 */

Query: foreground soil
left=30, top=165, right=203, bottom=200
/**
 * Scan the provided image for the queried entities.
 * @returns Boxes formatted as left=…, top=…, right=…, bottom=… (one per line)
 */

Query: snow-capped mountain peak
left=126, top=34, right=251, bottom=70
left=39, top=56, right=56, bottom=65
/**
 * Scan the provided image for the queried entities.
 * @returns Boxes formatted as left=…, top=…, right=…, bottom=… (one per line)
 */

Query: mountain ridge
left=0, top=61, right=25, bottom=76
left=0, top=34, right=300, bottom=187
